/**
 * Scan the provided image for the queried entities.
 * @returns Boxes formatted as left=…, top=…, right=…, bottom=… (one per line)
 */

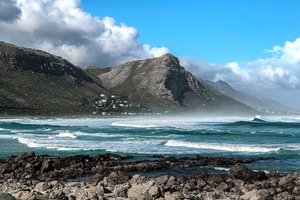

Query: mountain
left=0, top=41, right=110, bottom=115
left=0, top=41, right=145, bottom=115
left=0, top=41, right=257, bottom=116
left=95, top=53, right=254, bottom=114
left=205, top=80, right=293, bottom=114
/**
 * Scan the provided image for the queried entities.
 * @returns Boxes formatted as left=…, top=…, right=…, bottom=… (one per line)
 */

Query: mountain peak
left=98, top=53, right=253, bottom=113
left=160, top=53, right=177, bottom=58
left=158, top=53, right=180, bottom=66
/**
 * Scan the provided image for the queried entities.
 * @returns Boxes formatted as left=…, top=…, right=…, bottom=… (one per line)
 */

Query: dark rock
left=40, top=159, right=54, bottom=173
left=1, top=153, right=300, bottom=200
left=228, top=164, right=267, bottom=182
left=106, top=171, right=130, bottom=187
left=86, top=173, right=104, bottom=184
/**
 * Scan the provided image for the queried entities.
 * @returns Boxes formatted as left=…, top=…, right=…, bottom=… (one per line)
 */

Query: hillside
left=96, top=54, right=254, bottom=114
left=0, top=42, right=113, bottom=115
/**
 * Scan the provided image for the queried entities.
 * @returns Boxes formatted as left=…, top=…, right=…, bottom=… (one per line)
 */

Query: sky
left=0, top=0, right=299, bottom=108
left=82, top=0, right=300, bottom=65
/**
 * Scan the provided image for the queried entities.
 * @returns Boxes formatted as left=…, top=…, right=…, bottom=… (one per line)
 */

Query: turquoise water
left=0, top=116, right=300, bottom=173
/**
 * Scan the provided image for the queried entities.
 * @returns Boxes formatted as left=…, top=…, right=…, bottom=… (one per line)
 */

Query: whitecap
left=0, top=134, right=17, bottom=139
left=73, top=131, right=125, bottom=138
left=57, top=147, right=80, bottom=151
left=17, top=138, right=44, bottom=148
left=255, top=115, right=262, bottom=120
left=252, top=169, right=270, bottom=174
left=164, top=140, right=279, bottom=153
left=56, top=131, right=77, bottom=139
left=214, top=167, right=230, bottom=171
left=111, top=121, right=157, bottom=128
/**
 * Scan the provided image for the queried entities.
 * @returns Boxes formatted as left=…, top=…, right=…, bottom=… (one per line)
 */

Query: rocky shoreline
left=0, top=153, right=299, bottom=200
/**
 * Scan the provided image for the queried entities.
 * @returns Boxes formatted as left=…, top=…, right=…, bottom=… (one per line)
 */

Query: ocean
left=0, top=115, right=300, bottom=173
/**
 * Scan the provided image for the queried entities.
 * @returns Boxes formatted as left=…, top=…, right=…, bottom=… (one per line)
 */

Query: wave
left=17, top=138, right=44, bottom=148
left=56, top=131, right=77, bottom=139
left=57, top=147, right=87, bottom=151
left=0, top=121, right=68, bottom=132
left=226, top=120, right=300, bottom=128
left=0, top=134, right=18, bottom=139
left=213, top=167, right=230, bottom=171
left=252, top=115, right=266, bottom=122
left=73, top=131, right=126, bottom=138
left=111, top=121, right=158, bottom=128
left=164, top=140, right=280, bottom=153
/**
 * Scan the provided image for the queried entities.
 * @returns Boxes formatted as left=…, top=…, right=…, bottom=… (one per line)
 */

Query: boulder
left=274, top=191, right=295, bottom=200
left=75, top=184, right=104, bottom=200
left=13, top=191, right=35, bottom=200
left=240, top=189, right=273, bottom=200
left=128, top=180, right=160, bottom=199
left=164, top=192, right=181, bottom=200
left=148, top=185, right=160, bottom=197
left=34, top=182, right=50, bottom=192
left=293, top=186, right=300, bottom=194
left=113, top=183, right=130, bottom=197
left=154, top=175, right=169, bottom=185
left=40, top=159, right=54, bottom=173
left=228, top=164, right=267, bottom=182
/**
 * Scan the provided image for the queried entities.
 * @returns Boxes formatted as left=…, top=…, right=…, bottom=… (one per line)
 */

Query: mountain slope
left=205, top=80, right=293, bottom=114
left=0, top=41, right=110, bottom=115
left=97, top=54, right=254, bottom=114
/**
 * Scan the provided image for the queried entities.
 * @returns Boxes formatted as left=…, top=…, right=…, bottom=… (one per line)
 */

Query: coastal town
left=93, top=94, right=151, bottom=116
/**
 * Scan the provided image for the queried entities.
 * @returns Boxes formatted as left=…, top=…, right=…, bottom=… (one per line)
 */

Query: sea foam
left=111, top=121, right=157, bottom=128
left=165, top=140, right=280, bottom=153
left=17, top=138, right=44, bottom=148
left=56, top=131, right=77, bottom=139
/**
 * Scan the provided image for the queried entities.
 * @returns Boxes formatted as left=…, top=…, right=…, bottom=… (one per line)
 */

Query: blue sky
left=83, top=0, right=300, bottom=65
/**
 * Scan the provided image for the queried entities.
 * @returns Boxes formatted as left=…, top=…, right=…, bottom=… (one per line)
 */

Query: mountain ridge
left=0, top=41, right=273, bottom=116
left=0, top=41, right=110, bottom=115
left=97, top=53, right=254, bottom=114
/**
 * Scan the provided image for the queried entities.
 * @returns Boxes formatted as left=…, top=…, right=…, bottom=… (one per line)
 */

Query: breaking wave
left=164, top=140, right=281, bottom=153
left=56, top=131, right=77, bottom=139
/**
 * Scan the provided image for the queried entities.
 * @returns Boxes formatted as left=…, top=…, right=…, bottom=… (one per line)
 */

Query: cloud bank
left=0, top=0, right=169, bottom=67
left=182, top=38, right=300, bottom=108
left=0, top=0, right=21, bottom=22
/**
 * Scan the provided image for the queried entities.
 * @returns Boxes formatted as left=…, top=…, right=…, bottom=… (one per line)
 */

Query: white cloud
left=183, top=38, right=300, bottom=90
left=225, top=62, right=250, bottom=80
left=181, top=38, right=300, bottom=107
left=278, top=38, right=300, bottom=65
left=0, top=0, right=169, bottom=67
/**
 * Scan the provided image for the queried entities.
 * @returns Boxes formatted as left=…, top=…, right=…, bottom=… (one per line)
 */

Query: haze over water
left=0, top=116, right=300, bottom=173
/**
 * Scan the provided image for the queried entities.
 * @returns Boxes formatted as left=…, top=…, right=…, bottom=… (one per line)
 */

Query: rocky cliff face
left=98, top=54, right=253, bottom=114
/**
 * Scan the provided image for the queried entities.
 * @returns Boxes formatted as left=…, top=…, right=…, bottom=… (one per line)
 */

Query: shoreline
left=0, top=153, right=299, bottom=200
